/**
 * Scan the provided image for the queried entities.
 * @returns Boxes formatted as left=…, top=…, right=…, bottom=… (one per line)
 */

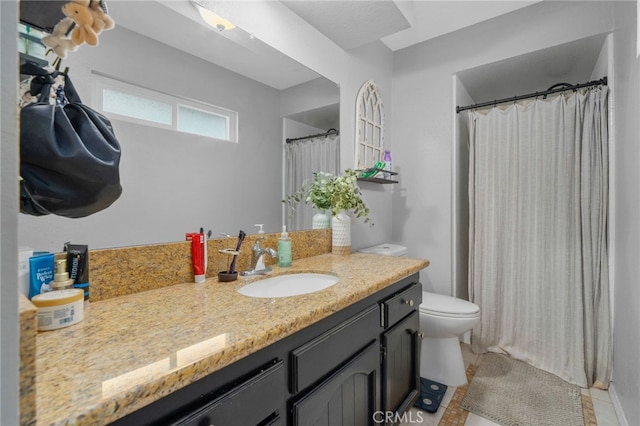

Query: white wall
left=18, top=25, right=285, bottom=251
left=0, top=1, right=19, bottom=424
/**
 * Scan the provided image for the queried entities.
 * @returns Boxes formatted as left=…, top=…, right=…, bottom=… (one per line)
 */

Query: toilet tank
left=358, top=243, right=408, bottom=257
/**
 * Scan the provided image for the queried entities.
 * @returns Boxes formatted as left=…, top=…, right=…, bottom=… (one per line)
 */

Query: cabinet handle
left=403, top=299, right=414, bottom=307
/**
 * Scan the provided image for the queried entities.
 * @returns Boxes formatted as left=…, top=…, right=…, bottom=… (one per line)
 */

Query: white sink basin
left=237, top=273, right=338, bottom=298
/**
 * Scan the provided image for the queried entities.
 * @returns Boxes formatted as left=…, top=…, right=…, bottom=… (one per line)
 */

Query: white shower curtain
left=284, top=134, right=340, bottom=230
left=467, top=86, right=611, bottom=388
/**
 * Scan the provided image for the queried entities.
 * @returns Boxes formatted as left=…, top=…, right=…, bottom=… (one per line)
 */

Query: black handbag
left=19, top=63, right=122, bottom=218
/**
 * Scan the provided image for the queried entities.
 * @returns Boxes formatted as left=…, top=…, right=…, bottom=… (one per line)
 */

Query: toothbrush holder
left=218, top=249, right=239, bottom=282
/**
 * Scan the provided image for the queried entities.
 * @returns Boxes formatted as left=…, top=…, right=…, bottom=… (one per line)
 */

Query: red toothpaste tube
left=186, top=232, right=206, bottom=283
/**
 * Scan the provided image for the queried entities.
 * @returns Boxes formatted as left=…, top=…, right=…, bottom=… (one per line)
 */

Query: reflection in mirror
left=284, top=127, right=340, bottom=231
left=17, top=0, right=339, bottom=252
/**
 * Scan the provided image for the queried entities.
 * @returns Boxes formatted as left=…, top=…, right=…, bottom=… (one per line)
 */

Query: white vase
left=332, top=210, right=351, bottom=254
left=312, top=209, right=331, bottom=229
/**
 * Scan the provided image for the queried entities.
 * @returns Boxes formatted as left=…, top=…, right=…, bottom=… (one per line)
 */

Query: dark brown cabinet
left=173, top=360, right=285, bottom=426
left=381, top=310, right=421, bottom=421
left=292, top=342, right=380, bottom=426
left=291, top=305, right=380, bottom=394
left=291, top=283, right=422, bottom=426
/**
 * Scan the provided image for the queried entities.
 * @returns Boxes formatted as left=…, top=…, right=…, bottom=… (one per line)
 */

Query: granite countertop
left=33, top=253, right=429, bottom=425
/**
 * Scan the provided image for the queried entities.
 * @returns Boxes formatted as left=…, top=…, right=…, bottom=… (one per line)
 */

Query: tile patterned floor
left=401, top=344, right=620, bottom=426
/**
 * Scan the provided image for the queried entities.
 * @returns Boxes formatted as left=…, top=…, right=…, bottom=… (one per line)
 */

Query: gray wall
left=206, top=2, right=397, bottom=251
left=1, top=1, right=19, bottom=424
left=283, top=119, right=323, bottom=140
left=453, top=78, right=472, bottom=300
left=18, top=25, right=285, bottom=251
left=343, top=41, right=395, bottom=251
left=611, top=2, right=640, bottom=424
left=392, top=2, right=637, bottom=423
left=391, top=0, right=615, bottom=294
left=280, top=77, right=339, bottom=120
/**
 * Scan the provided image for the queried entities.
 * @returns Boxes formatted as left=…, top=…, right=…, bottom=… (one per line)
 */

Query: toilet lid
left=358, top=243, right=408, bottom=257
left=420, top=291, right=480, bottom=316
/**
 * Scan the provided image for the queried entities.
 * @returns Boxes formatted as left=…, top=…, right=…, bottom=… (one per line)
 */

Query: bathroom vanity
left=27, top=251, right=428, bottom=425
left=115, top=275, right=422, bottom=426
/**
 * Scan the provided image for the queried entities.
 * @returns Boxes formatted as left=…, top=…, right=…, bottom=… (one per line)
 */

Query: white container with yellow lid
left=31, top=288, right=84, bottom=331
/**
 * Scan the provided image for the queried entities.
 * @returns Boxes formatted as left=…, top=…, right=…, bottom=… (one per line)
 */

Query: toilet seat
left=420, top=291, right=479, bottom=318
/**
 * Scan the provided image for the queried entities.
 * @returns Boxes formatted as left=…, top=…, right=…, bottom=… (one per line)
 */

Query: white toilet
left=419, top=292, right=480, bottom=385
left=359, top=243, right=480, bottom=386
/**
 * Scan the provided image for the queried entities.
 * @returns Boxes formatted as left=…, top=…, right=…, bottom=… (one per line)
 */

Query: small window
left=103, top=89, right=172, bottom=125
left=93, top=74, right=238, bottom=143
left=177, top=105, right=228, bottom=139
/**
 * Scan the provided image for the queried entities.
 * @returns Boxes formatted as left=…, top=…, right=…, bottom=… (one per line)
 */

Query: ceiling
left=281, top=0, right=413, bottom=51
left=104, top=0, right=547, bottom=91
left=281, top=0, right=541, bottom=52
left=106, top=0, right=323, bottom=91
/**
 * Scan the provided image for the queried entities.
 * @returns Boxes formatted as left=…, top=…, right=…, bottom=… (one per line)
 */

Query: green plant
left=283, top=169, right=372, bottom=224
left=305, top=172, right=334, bottom=210
left=325, top=169, right=370, bottom=222
left=283, top=172, right=332, bottom=218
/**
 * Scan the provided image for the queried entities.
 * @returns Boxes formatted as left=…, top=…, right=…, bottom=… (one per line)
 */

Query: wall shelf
left=357, top=169, right=398, bottom=184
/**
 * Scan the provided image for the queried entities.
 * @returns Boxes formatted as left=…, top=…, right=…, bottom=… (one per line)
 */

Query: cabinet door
left=291, top=305, right=380, bottom=393
left=381, top=283, right=422, bottom=328
left=292, top=341, right=380, bottom=426
left=381, top=310, right=420, bottom=420
left=173, top=360, right=284, bottom=426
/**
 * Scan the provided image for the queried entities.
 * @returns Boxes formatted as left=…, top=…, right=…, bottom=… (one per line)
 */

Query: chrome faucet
left=242, top=238, right=277, bottom=276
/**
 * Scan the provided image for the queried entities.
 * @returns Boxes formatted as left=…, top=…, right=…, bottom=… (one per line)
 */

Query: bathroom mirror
left=17, top=0, right=340, bottom=252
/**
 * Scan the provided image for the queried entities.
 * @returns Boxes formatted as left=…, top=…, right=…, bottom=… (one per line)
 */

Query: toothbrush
left=228, top=230, right=246, bottom=274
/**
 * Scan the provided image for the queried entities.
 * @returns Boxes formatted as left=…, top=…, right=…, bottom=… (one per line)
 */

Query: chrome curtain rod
left=286, top=128, right=339, bottom=143
left=456, top=77, right=608, bottom=113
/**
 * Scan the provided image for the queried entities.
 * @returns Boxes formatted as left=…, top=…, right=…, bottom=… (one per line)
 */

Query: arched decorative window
left=355, top=80, right=384, bottom=170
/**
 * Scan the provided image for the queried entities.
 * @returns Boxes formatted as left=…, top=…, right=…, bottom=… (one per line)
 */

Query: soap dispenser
left=52, top=258, right=75, bottom=290
left=277, top=226, right=292, bottom=267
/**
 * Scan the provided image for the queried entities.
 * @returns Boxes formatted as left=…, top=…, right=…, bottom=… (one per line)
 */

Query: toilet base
left=420, top=336, right=468, bottom=386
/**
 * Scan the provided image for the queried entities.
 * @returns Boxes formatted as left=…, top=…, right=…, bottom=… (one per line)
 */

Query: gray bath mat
left=461, top=353, right=584, bottom=426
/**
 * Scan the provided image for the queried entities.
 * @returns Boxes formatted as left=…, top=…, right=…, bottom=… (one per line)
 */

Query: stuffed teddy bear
left=62, top=1, right=98, bottom=46
left=41, top=17, right=79, bottom=58
left=87, top=0, right=115, bottom=34
left=68, top=0, right=115, bottom=34
left=45, top=0, right=114, bottom=57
